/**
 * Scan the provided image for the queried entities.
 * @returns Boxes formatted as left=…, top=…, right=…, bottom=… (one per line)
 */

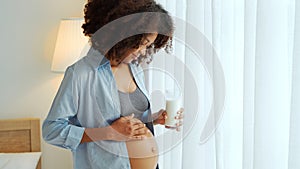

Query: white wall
left=0, top=0, right=86, bottom=168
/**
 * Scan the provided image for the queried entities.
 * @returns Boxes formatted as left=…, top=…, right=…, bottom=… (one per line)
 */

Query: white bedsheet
left=0, top=152, right=41, bottom=169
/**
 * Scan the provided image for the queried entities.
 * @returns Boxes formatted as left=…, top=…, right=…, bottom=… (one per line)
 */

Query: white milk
left=165, top=97, right=181, bottom=128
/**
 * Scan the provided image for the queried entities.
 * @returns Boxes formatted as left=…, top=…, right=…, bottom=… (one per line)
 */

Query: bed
left=0, top=118, right=41, bottom=169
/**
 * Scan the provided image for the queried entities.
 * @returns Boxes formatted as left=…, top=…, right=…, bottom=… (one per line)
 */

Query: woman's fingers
left=175, top=113, right=184, bottom=120
left=174, top=108, right=184, bottom=132
left=175, top=108, right=184, bottom=120
left=176, top=120, right=183, bottom=127
left=129, top=135, right=146, bottom=140
left=162, top=111, right=168, bottom=119
left=126, top=118, right=149, bottom=137
left=165, top=108, right=184, bottom=132
left=131, top=122, right=145, bottom=131
left=110, top=116, right=149, bottom=141
left=153, top=109, right=168, bottom=125
left=132, top=126, right=148, bottom=136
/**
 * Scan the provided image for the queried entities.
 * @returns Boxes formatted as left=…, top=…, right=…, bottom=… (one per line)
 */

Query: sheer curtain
left=144, top=0, right=300, bottom=169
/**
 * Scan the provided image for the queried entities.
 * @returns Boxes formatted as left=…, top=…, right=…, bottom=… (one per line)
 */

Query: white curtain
left=144, top=0, right=300, bottom=169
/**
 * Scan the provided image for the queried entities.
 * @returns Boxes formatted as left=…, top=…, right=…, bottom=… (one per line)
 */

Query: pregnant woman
left=42, top=0, right=183, bottom=169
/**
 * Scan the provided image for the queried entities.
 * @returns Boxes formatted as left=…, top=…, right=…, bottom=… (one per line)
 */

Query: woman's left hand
left=152, top=108, right=184, bottom=131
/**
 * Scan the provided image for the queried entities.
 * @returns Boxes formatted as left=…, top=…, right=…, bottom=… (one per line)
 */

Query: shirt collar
left=86, top=47, right=110, bottom=69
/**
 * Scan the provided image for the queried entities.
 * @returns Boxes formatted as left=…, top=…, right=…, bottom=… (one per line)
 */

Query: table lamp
left=51, top=18, right=89, bottom=72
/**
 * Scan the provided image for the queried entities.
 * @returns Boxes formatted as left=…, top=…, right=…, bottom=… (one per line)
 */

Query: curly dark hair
left=82, top=0, right=174, bottom=65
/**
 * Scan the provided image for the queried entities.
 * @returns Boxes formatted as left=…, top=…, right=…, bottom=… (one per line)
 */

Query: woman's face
left=121, top=33, right=158, bottom=64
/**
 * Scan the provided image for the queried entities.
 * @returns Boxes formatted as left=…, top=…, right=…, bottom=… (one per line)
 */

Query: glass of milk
left=165, top=90, right=182, bottom=128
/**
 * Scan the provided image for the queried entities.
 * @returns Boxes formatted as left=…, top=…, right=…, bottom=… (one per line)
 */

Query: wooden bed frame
left=0, top=118, right=41, bottom=169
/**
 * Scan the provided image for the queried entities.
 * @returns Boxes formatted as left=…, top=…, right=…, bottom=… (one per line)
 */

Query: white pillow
left=0, top=152, right=41, bottom=169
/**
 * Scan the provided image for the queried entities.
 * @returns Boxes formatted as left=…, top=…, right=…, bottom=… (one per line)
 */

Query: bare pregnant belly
left=126, top=130, right=158, bottom=169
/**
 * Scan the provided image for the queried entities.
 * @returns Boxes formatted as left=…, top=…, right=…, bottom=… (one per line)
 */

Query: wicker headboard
left=0, top=118, right=41, bottom=169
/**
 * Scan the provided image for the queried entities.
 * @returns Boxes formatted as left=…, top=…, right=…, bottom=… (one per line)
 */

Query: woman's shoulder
left=66, top=58, right=94, bottom=80
left=69, top=47, right=109, bottom=77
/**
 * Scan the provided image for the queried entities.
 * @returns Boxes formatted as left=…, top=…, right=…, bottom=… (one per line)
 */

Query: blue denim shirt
left=42, top=47, right=154, bottom=169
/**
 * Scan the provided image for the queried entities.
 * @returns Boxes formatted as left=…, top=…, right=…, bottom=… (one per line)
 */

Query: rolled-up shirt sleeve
left=42, top=66, right=85, bottom=151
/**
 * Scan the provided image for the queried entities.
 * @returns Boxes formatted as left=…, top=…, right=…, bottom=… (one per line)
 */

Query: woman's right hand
left=109, top=114, right=149, bottom=141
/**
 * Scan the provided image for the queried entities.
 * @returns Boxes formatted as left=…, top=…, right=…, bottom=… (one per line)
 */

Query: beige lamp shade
left=51, top=18, right=89, bottom=72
